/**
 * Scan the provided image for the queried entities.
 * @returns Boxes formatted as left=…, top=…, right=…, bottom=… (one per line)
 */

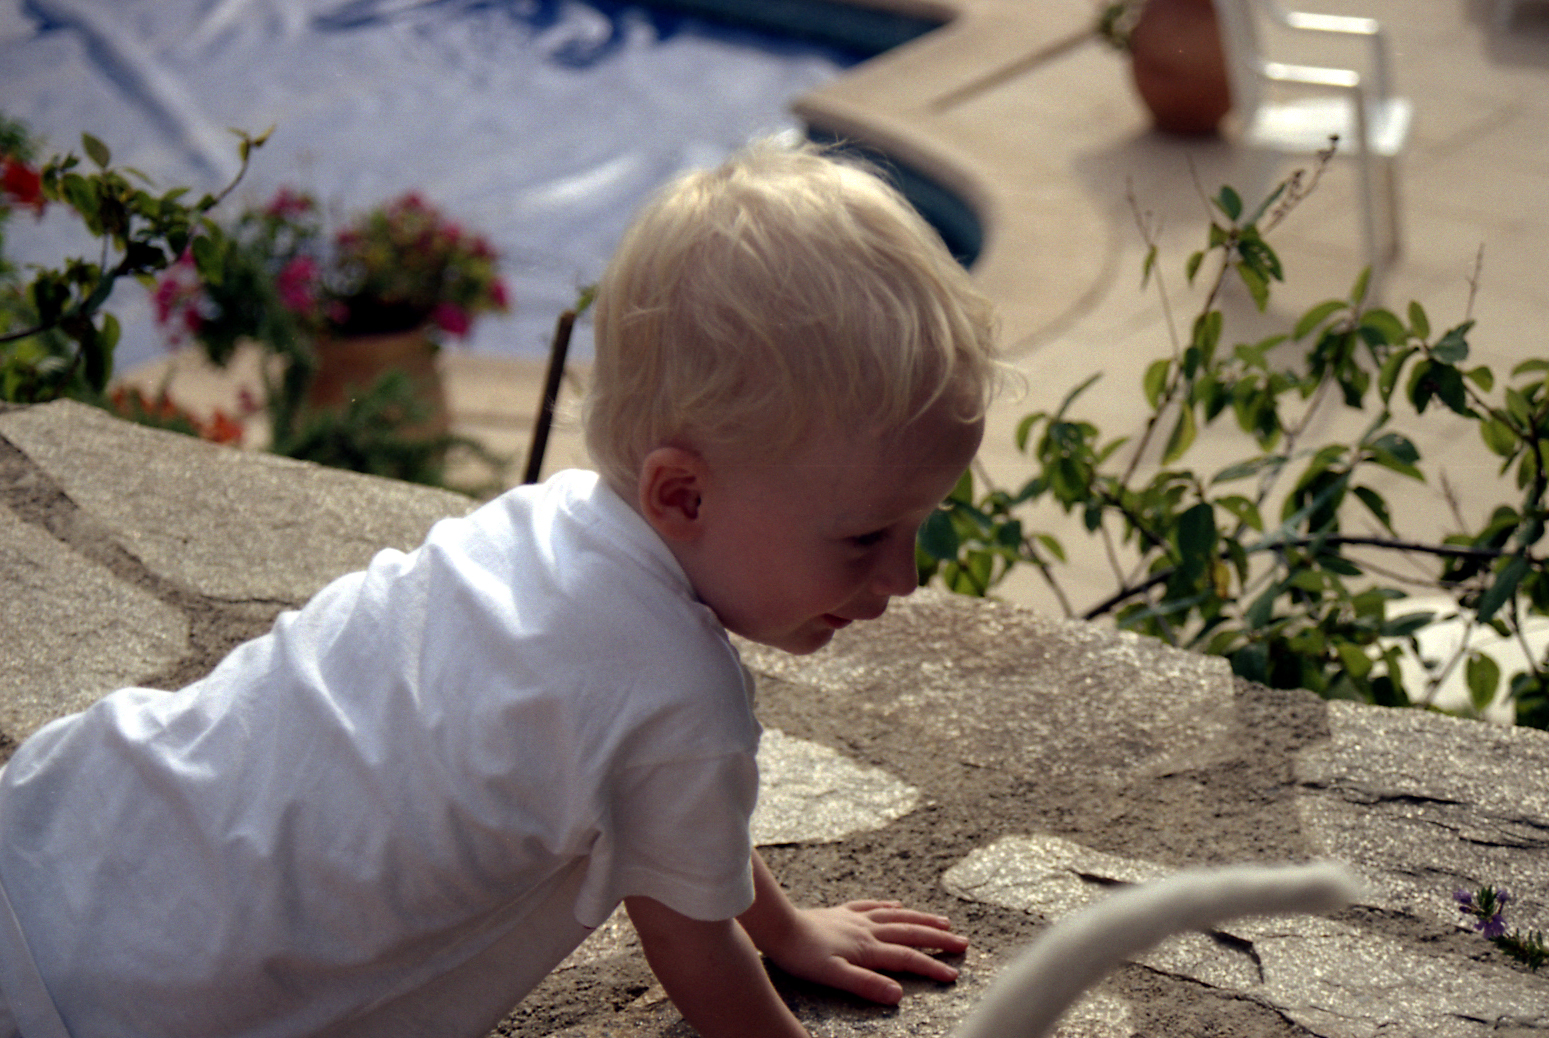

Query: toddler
left=0, top=139, right=998, bottom=1037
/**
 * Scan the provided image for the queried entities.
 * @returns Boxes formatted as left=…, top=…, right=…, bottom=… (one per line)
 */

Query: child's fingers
left=849, top=902, right=961, bottom=933
left=856, top=941, right=962, bottom=984
left=818, top=958, right=907, bottom=1005
left=839, top=899, right=903, bottom=912
left=872, top=920, right=970, bottom=953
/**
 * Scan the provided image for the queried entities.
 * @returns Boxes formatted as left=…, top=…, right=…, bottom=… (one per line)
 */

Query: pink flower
left=275, top=256, right=319, bottom=314
left=152, top=275, right=181, bottom=325
left=153, top=250, right=205, bottom=343
left=430, top=302, right=470, bottom=337
left=488, top=278, right=509, bottom=311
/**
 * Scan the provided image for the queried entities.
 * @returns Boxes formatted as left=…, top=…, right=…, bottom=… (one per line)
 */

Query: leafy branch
left=1, top=122, right=269, bottom=401
left=918, top=155, right=1549, bottom=728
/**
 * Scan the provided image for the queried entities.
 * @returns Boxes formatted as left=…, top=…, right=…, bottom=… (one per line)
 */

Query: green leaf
left=1336, top=641, right=1373, bottom=679
left=1244, top=581, right=1281, bottom=629
left=1433, top=321, right=1474, bottom=364
left=1212, top=454, right=1283, bottom=484
left=191, top=236, right=223, bottom=287
left=1466, top=651, right=1501, bottom=713
left=81, top=132, right=110, bottom=169
left=1141, top=244, right=1158, bottom=288
left=1477, top=554, right=1530, bottom=623
left=1162, top=403, right=1198, bottom=465
left=1466, top=365, right=1494, bottom=392
left=1319, top=552, right=1362, bottom=577
left=1014, top=412, right=1043, bottom=453
left=1247, top=181, right=1287, bottom=224
left=1191, top=309, right=1223, bottom=363
left=1480, top=416, right=1519, bottom=458
left=1143, top=358, right=1170, bottom=409
left=1352, top=485, right=1393, bottom=532
left=1349, top=266, right=1372, bottom=306
left=918, top=509, right=960, bottom=561
left=1511, top=358, right=1549, bottom=378
left=1215, top=185, right=1243, bottom=221
left=1407, top=300, right=1430, bottom=340
left=1367, top=446, right=1424, bottom=482
left=1176, top=501, right=1217, bottom=568
left=1054, top=372, right=1101, bottom=421
left=1379, top=611, right=1435, bottom=637
left=1236, top=262, right=1270, bottom=310
left=1359, top=308, right=1406, bottom=346
left=1185, top=250, right=1204, bottom=284
left=99, top=312, right=120, bottom=351
left=1377, top=345, right=1416, bottom=403
left=947, top=468, right=974, bottom=505
left=1294, top=299, right=1347, bottom=341
left=1214, top=494, right=1264, bottom=531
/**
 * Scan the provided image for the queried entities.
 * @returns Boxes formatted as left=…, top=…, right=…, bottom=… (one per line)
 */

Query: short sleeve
left=572, top=750, right=759, bottom=928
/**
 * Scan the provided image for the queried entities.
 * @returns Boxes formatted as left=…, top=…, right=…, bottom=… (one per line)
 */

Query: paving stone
left=1296, top=701, right=1549, bottom=933
left=0, top=400, right=473, bottom=604
left=0, top=505, right=187, bottom=743
left=751, top=727, right=920, bottom=846
left=738, top=592, right=1240, bottom=786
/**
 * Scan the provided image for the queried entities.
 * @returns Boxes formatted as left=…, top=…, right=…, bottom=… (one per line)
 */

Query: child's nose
left=870, top=537, right=919, bottom=599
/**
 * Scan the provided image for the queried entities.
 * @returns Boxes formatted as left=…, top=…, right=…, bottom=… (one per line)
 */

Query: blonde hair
left=584, top=138, right=999, bottom=497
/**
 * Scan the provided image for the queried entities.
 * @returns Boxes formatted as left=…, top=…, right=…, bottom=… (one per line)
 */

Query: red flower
left=203, top=410, right=245, bottom=446
left=489, top=277, right=509, bottom=311
left=0, top=156, right=45, bottom=215
left=275, top=256, right=319, bottom=314
left=430, top=302, right=470, bottom=337
left=264, top=187, right=314, bottom=220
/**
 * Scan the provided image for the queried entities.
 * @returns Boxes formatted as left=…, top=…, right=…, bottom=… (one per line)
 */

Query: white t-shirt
left=0, top=470, right=761, bottom=1038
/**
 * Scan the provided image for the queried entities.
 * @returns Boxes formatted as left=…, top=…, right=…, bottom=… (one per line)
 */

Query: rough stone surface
left=0, top=401, right=474, bottom=603
left=0, top=507, right=187, bottom=743
left=3, top=402, right=1548, bottom=1037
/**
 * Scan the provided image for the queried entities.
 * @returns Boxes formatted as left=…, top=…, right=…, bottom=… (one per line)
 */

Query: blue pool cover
left=0, top=0, right=903, bottom=368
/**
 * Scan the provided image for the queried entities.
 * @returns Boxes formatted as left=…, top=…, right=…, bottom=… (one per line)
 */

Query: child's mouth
left=822, top=615, right=852, bottom=630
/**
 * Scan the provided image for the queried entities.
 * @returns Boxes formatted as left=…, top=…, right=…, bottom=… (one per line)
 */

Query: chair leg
left=1356, top=149, right=1383, bottom=296
left=1382, top=155, right=1402, bottom=263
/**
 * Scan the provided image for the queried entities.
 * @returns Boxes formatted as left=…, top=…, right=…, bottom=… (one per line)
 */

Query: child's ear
left=637, top=446, right=707, bottom=542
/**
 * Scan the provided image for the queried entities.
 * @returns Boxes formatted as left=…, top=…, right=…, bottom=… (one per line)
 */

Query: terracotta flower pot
left=306, top=328, right=450, bottom=439
left=1128, top=0, right=1232, bottom=135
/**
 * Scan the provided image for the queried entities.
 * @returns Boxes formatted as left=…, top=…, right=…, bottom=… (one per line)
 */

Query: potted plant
left=156, top=188, right=510, bottom=482
left=1098, top=0, right=1231, bottom=136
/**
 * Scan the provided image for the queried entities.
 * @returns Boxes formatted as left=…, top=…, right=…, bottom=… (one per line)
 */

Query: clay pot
left=306, top=328, right=449, bottom=439
left=1128, top=0, right=1232, bottom=135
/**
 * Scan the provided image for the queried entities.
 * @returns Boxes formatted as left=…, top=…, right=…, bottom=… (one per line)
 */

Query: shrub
left=919, top=153, right=1549, bottom=728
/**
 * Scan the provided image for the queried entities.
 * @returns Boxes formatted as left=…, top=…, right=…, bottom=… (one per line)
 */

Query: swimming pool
left=0, top=0, right=955, bottom=368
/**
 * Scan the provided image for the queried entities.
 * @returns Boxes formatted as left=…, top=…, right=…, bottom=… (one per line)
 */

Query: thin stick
left=522, top=308, right=576, bottom=485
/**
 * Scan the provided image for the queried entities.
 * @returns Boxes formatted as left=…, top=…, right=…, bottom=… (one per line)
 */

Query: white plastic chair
left=1214, top=0, right=1413, bottom=285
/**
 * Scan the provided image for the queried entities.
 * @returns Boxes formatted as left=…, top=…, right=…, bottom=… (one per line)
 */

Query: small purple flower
left=1454, top=889, right=1475, bottom=909
left=1480, top=914, right=1508, bottom=940
left=1496, top=889, right=1512, bottom=907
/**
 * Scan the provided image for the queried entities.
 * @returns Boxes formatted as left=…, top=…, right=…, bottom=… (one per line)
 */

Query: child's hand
left=757, top=899, right=968, bottom=1005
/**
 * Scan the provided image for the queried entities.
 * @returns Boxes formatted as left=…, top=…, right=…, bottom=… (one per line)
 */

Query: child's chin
left=762, top=625, right=838, bottom=656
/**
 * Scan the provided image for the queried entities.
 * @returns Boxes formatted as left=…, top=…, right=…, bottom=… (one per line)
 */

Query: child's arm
left=625, top=893, right=810, bottom=1038
left=737, top=849, right=967, bottom=1005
